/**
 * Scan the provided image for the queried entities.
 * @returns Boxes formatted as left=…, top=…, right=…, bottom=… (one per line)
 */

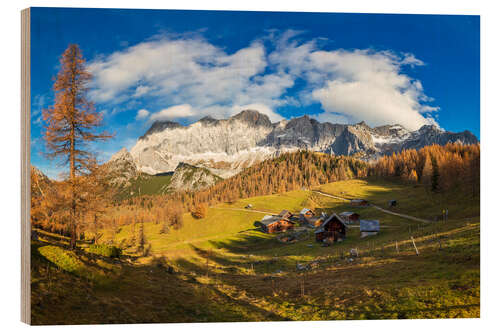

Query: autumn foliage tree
left=43, top=44, right=112, bottom=249
left=191, top=202, right=208, bottom=219
left=370, top=143, right=480, bottom=196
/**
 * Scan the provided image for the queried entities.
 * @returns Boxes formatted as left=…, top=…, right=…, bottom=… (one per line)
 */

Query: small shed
left=259, top=215, right=295, bottom=234
left=388, top=200, right=397, bottom=207
left=339, top=211, right=360, bottom=224
left=360, top=219, right=380, bottom=238
left=351, top=199, right=369, bottom=207
left=279, top=210, right=293, bottom=219
left=300, top=208, right=314, bottom=218
left=299, top=208, right=315, bottom=225
left=315, top=214, right=347, bottom=243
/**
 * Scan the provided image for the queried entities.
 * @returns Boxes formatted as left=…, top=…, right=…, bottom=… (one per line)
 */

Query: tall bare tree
left=43, top=44, right=112, bottom=249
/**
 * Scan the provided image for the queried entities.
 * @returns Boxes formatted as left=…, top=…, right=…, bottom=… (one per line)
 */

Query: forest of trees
left=369, top=143, right=480, bottom=196
left=174, top=151, right=369, bottom=208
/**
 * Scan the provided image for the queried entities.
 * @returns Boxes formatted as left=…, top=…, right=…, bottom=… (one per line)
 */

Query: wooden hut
left=300, top=208, right=314, bottom=219
left=351, top=199, right=369, bottom=207
left=260, top=215, right=295, bottom=234
left=360, top=219, right=380, bottom=238
left=339, top=211, right=360, bottom=224
left=314, top=214, right=347, bottom=243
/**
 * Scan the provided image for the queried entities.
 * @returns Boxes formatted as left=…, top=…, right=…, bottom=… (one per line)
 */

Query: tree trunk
left=69, top=57, right=77, bottom=250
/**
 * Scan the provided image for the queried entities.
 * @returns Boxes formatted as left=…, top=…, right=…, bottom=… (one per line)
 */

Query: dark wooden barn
left=314, top=214, right=347, bottom=243
left=339, top=211, right=360, bottom=224
left=351, top=199, right=369, bottom=207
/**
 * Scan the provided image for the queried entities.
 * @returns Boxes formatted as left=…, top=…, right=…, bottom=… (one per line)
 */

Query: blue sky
left=30, top=8, right=480, bottom=179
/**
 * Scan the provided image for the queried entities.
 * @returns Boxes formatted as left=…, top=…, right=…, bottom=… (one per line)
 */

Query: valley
left=31, top=178, right=480, bottom=324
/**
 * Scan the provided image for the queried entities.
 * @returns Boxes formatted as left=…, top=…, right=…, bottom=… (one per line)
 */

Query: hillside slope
left=32, top=179, right=479, bottom=323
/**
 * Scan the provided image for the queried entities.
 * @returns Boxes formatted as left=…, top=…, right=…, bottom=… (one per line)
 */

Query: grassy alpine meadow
left=31, top=178, right=480, bottom=324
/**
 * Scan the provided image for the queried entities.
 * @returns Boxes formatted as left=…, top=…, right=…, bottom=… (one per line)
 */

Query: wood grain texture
left=21, top=7, right=31, bottom=325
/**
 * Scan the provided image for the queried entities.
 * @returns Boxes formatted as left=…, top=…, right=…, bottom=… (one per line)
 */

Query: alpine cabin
left=300, top=208, right=314, bottom=219
left=339, top=211, right=360, bottom=224
left=315, top=214, right=347, bottom=243
left=351, top=199, right=369, bottom=207
left=260, top=215, right=295, bottom=233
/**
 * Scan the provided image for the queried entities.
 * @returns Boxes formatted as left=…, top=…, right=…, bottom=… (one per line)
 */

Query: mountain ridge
left=128, top=110, right=478, bottom=178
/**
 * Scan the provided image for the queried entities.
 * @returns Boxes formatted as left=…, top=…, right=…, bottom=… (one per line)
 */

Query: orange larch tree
left=43, top=44, right=113, bottom=249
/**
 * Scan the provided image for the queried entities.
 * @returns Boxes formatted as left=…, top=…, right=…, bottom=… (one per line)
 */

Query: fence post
left=206, top=258, right=209, bottom=278
left=411, top=236, right=419, bottom=256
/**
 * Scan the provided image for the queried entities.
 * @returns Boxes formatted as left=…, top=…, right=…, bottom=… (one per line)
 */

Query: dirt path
left=212, top=207, right=276, bottom=215
left=370, top=205, right=432, bottom=223
left=312, top=190, right=432, bottom=224
left=311, top=191, right=350, bottom=202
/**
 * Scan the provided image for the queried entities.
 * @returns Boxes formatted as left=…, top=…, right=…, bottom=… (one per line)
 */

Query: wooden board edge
left=21, top=7, right=31, bottom=325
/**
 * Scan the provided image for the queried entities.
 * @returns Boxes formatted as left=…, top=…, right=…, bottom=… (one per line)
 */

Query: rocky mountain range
left=167, top=162, right=221, bottom=192
left=125, top=110, right=478, bottom=179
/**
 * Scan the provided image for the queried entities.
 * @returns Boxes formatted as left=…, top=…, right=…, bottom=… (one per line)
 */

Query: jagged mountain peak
left=285, top=114, right=318, bottom=129
left=167, top=162, right=221, bottom=192
left=141, top=119, right=183, bottom=138
left=31, top=165, right=49, bottom=180
left=418, top=124, right=443, bottom=133
left=105, top=147, right=138, bottom=187
left=372, top=124, right=410, bottom=137
left=355, top=120, right=370, bottom=128
left=198, top=115, right=218, bottom=124
left=109, top=147, right=132, bottom=162
left=230, top=109, right=272, bottom=127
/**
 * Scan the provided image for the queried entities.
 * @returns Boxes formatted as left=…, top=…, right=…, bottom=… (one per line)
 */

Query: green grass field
left=31, top=178, right=480, bottom=324
left=118, top=174, right=173, bottom=199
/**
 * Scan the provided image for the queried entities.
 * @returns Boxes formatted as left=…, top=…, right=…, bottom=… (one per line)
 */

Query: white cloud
left=88, top=31, right=440, bottom=130
left=88, top=36, right=287, bottom=120
left=149, top=104, right=196, bottom=122
left=304, top=49, right=436, bottom=130
left=133, top=85, right=151, bottom=97
left=135, top=109, right=150, bottom=120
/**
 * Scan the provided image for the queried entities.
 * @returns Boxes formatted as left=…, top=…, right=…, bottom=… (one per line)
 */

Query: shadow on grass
left=31, top=240, right=286, bottom=325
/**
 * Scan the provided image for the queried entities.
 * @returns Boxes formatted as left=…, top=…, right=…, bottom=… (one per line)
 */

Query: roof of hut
left=360, top=219, right=380, bottom=232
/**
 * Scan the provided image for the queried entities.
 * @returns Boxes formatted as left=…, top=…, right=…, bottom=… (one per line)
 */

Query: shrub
left=88, top=244, right=122, bottom=258
left=191, top=203, right=208, bottom=219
